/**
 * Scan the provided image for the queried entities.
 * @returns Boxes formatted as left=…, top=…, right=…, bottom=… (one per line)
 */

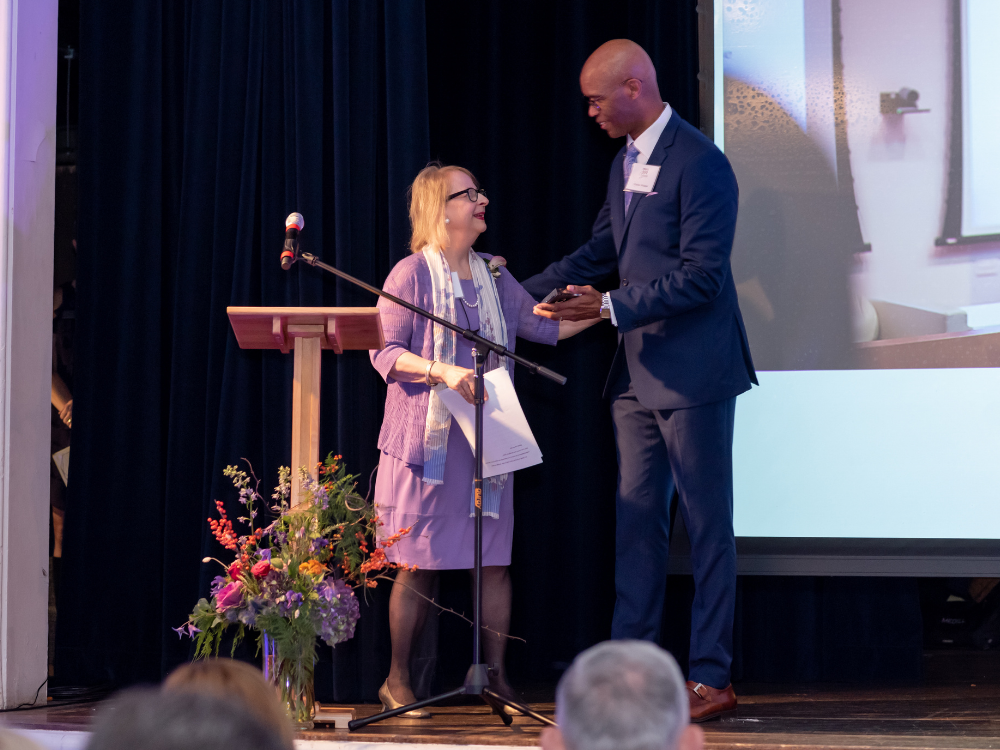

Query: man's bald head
left=581, top=40, right=659, bottom=96
left=580, top=40, right=665, bottom=140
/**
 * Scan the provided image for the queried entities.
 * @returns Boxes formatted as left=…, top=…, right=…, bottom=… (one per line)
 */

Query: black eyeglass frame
left=585, top=77, right=643, bottom=112
left=447, top=187, right=487, bottom=202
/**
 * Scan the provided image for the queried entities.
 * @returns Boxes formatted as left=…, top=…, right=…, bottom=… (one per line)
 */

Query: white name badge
left=624, top=163, right=660, bottom=194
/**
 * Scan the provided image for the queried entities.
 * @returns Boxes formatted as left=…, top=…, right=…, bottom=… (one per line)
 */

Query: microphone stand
left=289, top=251, right=563, bottom=730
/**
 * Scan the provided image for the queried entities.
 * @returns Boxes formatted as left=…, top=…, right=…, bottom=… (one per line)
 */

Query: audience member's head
left=85, top=687, right=290, bottom=750
left=162, top=659, right=293, bottom=747
left=0, top=728, right=49, bottom=750
left=541, top=640, right=703, bottom=750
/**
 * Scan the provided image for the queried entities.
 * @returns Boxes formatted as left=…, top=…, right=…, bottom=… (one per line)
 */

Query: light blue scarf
left=421, top=247, right=508, bottom=519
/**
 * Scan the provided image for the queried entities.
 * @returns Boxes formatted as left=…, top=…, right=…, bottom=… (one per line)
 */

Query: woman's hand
left=59, top=399, right=73, bottom=428
left=557, top=318, right=602, bottom=340
left=52, top=373, right=73, bottom=426
left=439, top=364, right=486, bottom=405
left=386, top=353, right=487, bottom=405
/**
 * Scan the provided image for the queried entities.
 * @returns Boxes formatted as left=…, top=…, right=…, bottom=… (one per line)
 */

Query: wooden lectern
left=227, top=307, right=385, bottom=505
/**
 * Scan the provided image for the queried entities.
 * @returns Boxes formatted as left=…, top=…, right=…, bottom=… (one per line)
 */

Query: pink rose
left=251, top=560, right=271, bottom=578
left=216, top=581, right=243, bottom=609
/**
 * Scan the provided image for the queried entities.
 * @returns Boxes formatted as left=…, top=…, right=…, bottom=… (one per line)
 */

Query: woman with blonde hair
left=370, top=163, right=595, bottom=715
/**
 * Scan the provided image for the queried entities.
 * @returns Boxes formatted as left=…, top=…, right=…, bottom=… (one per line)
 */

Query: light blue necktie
left=623, top=142, right=640, bottom=213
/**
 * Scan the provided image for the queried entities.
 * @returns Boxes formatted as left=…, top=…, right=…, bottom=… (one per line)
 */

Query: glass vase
left=262, top=632, right=316, bottom=730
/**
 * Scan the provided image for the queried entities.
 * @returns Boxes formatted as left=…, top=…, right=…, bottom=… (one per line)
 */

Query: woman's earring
left=445, top=218, right=450, bottom=224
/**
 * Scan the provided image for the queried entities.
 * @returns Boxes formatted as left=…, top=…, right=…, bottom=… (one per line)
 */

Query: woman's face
left=444, top=170, right=488, bottom=241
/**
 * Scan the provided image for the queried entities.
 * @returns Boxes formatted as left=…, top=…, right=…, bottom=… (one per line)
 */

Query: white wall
left=0, top=0, right=58, bottom=709
left=843, top=0, right=1000, bottom=310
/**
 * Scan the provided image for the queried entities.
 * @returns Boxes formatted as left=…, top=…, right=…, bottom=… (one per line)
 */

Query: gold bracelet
left=424, top=360, right=437, bottom=386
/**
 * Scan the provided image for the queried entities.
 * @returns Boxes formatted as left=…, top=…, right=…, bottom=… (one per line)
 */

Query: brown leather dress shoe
left=686, top=681, right=737, bottom=722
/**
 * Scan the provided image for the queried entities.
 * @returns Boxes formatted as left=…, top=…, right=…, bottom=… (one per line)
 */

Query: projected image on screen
left=957, top=1, right=1000, bottom=241
left=723, top=0, right=1000, bottom=372
left=718, top=1, right=1000, bottom=545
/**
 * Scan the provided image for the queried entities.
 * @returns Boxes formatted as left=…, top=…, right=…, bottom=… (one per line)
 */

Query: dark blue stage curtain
left=56, top=0, right=428, bottom=693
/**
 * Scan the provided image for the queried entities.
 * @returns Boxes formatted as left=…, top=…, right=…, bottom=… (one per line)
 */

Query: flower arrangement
left=175, top=453, right=411, bottom=727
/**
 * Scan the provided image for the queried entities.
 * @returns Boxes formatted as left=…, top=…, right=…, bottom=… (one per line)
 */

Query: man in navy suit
left=525, top=40, right=757, bottom=722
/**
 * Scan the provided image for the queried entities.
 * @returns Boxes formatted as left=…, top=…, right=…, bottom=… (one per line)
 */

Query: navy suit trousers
left=609, top=360, right=737, bottom=688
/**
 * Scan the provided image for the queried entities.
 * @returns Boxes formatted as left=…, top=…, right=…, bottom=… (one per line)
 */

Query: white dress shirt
left=626, top=101, right=673, bottom=166
left=604, top=102, right=673, bottom=326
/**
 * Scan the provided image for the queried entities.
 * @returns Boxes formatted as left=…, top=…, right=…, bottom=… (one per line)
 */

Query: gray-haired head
left=85, top=686, right=292, bottom=750
left=555, top=640, right=689, bottom=750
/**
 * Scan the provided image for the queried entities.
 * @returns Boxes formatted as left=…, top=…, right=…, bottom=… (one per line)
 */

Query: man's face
left=581, top=68, right=634, bottom=139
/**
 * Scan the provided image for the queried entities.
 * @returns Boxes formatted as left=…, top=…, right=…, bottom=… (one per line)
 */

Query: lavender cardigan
left=370, top=252, right=559, bottom=466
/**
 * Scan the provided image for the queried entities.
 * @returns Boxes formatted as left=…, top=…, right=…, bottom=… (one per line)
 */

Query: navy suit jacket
left=523, top=111, right=757, bottom=411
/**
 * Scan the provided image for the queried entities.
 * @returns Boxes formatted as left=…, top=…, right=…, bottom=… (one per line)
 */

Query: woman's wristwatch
left=425, top=360, right=438, bottom=386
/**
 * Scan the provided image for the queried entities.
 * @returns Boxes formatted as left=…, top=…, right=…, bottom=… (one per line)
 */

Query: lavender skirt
left=374, top=280, right=514, bottom=570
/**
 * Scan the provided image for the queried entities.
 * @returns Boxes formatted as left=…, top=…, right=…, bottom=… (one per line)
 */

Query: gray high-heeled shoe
left=378, top=679, right=431, bottom=719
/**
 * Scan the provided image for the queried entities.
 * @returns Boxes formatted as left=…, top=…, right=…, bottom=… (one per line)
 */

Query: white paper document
left=434, top=368, right=543, bottom=478
left=52, top=446, right=70, bottom=486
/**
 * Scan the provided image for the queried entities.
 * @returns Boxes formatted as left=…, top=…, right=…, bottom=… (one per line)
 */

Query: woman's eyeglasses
left=447, top=187, right=487, bottom=202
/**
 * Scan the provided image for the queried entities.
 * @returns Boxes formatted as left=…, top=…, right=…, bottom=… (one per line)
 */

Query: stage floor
left=3, top=682, right=1000, bottom=750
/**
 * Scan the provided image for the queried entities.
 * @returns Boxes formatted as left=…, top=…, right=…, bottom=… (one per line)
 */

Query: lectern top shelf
left=227, top=306, right=385, bottom=354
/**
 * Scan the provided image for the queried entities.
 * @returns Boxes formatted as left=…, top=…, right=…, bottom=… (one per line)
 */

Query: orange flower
left=208, top=500, right=239, bottom=551
left=298, top=559, right=325, bottom=577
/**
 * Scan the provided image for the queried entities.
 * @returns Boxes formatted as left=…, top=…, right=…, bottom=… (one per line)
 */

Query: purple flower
left=186, top=624, right=201, bottom=637
left=209, top=576, right=227, bottom=596
left=316, top=579, right=337, bottom=602
left=258, top=548, right=271, bottom=561
left=276, top=589, right=305, bottom=616
left=311, top=579, right=360, bottom=646
left=333, top=578, right=353, bottom=598
left=237, top=605, right=258, bottom=627
left=172, top=625, right=187, bottom=639
left=311, top=485, right=330, bottom=509
left=216, top=581, right=243, bottom=609
left=309, top=538, right=329, bottom=554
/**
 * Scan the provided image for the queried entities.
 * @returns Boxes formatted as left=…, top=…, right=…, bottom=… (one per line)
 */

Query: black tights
left=386, top=566, right=514, bottom=704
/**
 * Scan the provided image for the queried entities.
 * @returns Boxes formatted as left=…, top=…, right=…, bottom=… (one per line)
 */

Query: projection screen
left=687, top=0, right=1000, bottom=575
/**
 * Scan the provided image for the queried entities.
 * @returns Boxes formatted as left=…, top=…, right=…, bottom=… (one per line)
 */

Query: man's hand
left=533, top=284, right=603, bottom=321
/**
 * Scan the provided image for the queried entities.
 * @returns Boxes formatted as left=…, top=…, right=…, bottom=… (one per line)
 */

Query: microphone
left=280, top=212, right=304, bottom=270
